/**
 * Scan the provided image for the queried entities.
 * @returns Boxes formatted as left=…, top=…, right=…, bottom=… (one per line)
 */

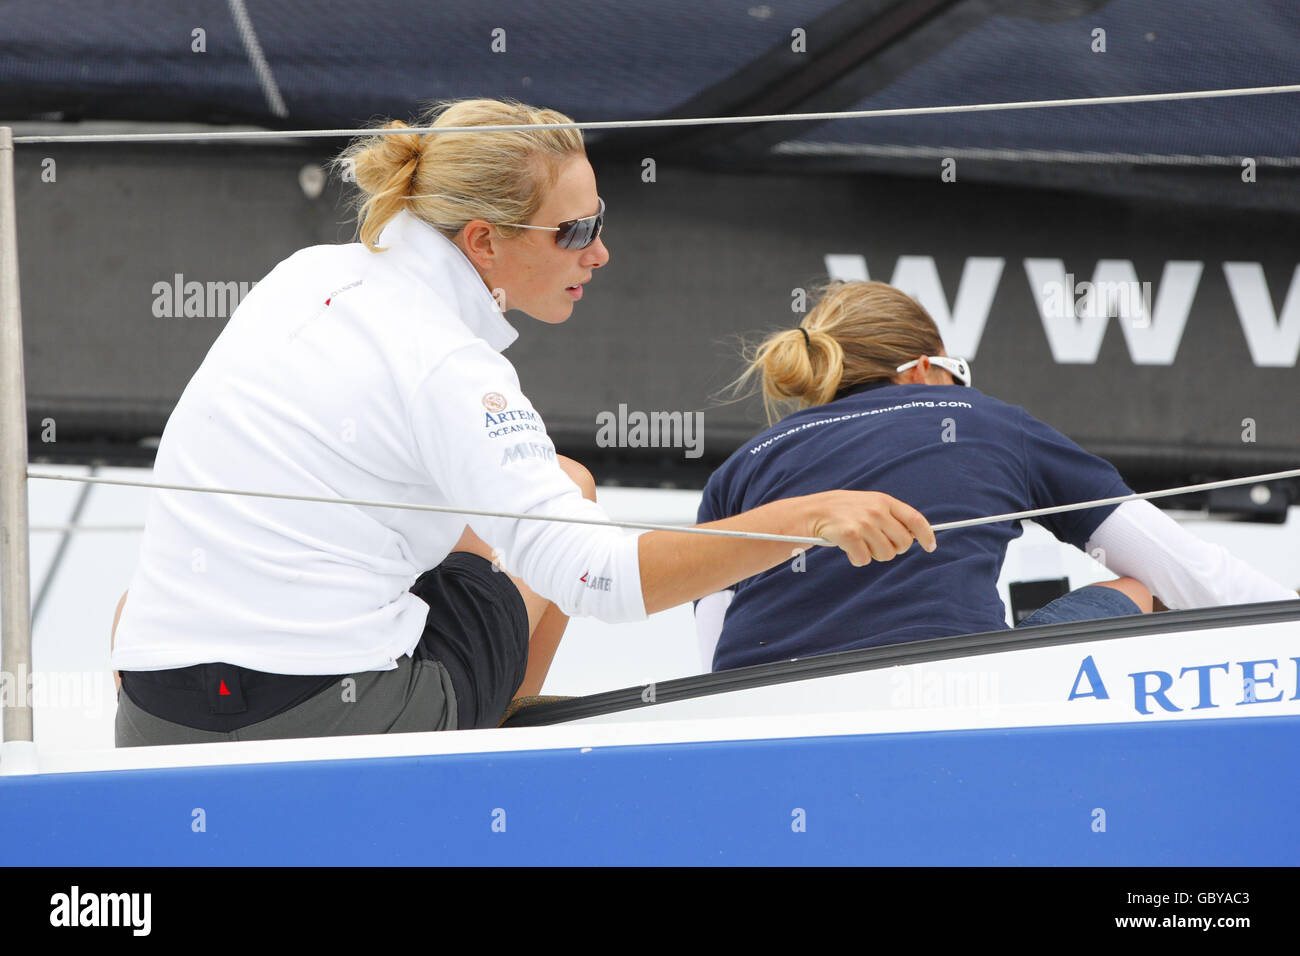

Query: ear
left=900, top=356, right=928, bottom=385
left=458, top=220, right=500, bottom=270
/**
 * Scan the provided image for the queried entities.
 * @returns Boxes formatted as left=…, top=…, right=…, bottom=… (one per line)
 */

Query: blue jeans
left=1016, top=584, right=1142, bottom=628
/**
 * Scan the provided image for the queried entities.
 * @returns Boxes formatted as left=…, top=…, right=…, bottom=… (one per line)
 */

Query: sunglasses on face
left=507, top=197, right=605, bottom=250
left=896, top=355, right=972, bottom=386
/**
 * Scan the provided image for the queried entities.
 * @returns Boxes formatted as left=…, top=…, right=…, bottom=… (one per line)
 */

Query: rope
left=772, top=141, right=1300, bottom=168
left=26, top=467, right=1300, bottom=548
left=26, top=471, right=817, bottom=544
left=12, top=83, right=1300, bottom=144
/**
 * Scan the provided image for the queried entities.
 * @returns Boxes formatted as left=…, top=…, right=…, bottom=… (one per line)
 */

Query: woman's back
left=112, top=211, right=532, bottom=675
left=698, top=380, right=1130, bottom=669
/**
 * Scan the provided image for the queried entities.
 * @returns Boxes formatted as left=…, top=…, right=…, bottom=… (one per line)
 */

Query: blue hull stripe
left=2, top=715, right=1296, bottom=865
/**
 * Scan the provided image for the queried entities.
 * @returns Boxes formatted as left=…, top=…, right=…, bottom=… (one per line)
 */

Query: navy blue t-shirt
left=696, top=381, right=1132, bottom=671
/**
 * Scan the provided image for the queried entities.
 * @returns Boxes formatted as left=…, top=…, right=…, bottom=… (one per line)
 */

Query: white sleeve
left=1085, top=499, right=1297, bottom=609
left=409, top=342, right=647, bottom=624
left=694, top=589, right=734, bottom=671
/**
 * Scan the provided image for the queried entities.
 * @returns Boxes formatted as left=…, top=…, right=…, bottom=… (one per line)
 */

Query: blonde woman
left=109, top=100, right=936, bottom=745
left=694, top=280, right=1295, bottom=671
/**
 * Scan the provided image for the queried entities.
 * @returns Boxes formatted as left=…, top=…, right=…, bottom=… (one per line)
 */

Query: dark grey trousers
left=114, top=654, right=458, bottom=746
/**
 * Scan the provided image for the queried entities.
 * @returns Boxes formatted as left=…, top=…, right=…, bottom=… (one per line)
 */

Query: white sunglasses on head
left=895, top=355, right=972, bottom=386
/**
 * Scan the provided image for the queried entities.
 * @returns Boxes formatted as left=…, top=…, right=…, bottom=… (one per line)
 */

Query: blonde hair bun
left=730, top=281, right=946, bottom=424
left=335, top=99, right=586, bottom=252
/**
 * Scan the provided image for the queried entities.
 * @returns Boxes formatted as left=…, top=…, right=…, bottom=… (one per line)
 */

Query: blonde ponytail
left=727, top=280, right=946, bottom=425
left=334, top=98, right=586, bottom=252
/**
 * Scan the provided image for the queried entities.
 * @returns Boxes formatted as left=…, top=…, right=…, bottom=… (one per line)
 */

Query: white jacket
left=112, top=210, right=647, bottom=675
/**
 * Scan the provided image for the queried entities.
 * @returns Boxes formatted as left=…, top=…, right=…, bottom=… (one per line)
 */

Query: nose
left=583, top=236, right=610, bottom=269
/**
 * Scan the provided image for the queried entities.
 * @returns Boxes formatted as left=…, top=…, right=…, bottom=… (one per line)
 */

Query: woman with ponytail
left=695, top=280, right=1294, bottom=671
left=110, top=101, right=936, bottom=745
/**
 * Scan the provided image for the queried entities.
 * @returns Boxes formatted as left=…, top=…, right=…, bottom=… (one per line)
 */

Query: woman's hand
left=639, top=490, right=936, bottom=614
left=805, top=491, right=936, bottom=566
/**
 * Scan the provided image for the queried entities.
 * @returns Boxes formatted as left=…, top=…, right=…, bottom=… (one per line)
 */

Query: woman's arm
left=639, top=490, right=935, bottom=615
left=412, top=344, right=934, bottom=622
left=1085, top=500, right=1297, bottom=609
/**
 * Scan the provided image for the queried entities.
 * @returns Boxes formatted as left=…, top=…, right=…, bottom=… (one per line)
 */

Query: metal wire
left=13, top=83, right=1300, bottom=144
left=27, top=467, right=1300, bottom=549
left=772, top=141, right=1300, bottom=167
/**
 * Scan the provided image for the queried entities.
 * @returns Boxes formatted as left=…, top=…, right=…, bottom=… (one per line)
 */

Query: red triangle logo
left=325, top=298, right=331, bottom=306
left=219, top=680, right=231, bottom=696
left=579, top=572, right=588, bottom=582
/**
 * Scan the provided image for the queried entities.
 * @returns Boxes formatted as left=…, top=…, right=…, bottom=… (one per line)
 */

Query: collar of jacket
left=375, top=209, right=520, bottom=353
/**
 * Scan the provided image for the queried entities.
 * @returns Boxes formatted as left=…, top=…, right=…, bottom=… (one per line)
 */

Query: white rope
left=773, top=141, right=1300, bottom=167
left=12, top=83, right=1300, bottom=144
left=25, top=467, right=1300, bottom=548
left=26, top=471, right=816, bottom=544
left=933, top=469, right=1300, bottom=532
